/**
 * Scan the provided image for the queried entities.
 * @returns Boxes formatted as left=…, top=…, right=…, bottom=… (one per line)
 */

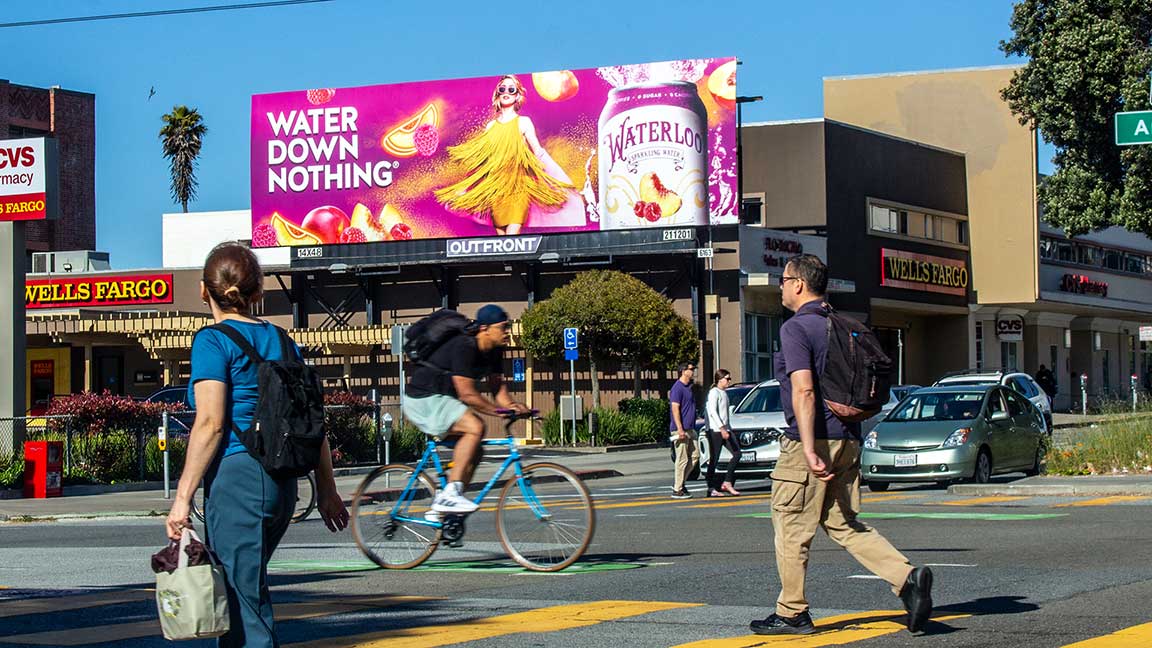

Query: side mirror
left=989, top=410, right=1010, bottom=423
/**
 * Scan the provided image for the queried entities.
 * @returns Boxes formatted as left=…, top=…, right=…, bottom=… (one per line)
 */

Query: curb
left=1052, top=413, right=1152, bottom=430
left=0, top=469, right=626, bottom=523
left=528, top=443, right=662, bottom=455
left=949, top=482, right=1152, bottom=496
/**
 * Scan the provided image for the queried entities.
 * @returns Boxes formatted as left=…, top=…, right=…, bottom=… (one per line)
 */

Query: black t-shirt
left=407, top=334, right=504, bottom=398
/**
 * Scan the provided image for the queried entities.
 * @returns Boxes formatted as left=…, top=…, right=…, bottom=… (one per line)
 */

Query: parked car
left=698, top=379, right=786, bottom=477
left=860, top=384, right=1046, bottom=491
left=933, top=370, right=1052, bottom=432
left=861, top=385, right=923, bottom=435
left=723, top=382, right=758, bottom=415
left=146, top=386, right=195, bottom=433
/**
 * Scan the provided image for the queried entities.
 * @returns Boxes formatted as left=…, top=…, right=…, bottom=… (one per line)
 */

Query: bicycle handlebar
left=495, top=408, right=539, bottom=420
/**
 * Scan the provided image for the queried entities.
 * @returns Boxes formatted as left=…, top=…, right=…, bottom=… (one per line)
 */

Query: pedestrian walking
left=705, top=369, right=742, bottom=497
left=752, top=254, right=932, bottom=636
left=669, top=362, right=700, bottom=499
left=166, top=242, right=349, bottom=648
left=1036, top=364, right=1057, bottom=403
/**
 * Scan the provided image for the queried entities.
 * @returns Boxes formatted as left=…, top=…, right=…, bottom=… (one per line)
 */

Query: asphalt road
left=2, top=454, right=1152, bottom=647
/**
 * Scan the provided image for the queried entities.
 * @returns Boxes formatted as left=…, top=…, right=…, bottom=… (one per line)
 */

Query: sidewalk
left=950, top=474, right=1152, bottom=496
left=0, top=447, right=670, bottom=522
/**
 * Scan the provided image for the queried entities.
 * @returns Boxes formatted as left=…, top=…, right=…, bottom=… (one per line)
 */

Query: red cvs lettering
left=0, top=146, right=35, bottom=169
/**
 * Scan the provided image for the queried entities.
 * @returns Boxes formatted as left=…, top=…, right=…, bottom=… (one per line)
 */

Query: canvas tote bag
left=155, top=528, right=230, bottom=640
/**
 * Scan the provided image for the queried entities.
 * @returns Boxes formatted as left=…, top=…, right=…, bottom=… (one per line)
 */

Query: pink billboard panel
left=250, top=57, right=738, bottom=247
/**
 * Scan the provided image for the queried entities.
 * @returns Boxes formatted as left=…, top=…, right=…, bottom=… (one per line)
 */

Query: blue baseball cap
left=476, top=304, right=509, bottom=326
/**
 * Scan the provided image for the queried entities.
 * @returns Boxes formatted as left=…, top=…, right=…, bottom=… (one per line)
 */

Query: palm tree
left=159, top=105, right=207, bottom=213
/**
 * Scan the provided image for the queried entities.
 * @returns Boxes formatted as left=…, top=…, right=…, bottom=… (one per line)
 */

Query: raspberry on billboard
left=0, top=137, right=57, bottom=222
left=249, top=57, right=739, bottom=247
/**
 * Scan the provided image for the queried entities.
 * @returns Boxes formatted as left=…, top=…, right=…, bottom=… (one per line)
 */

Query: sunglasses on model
left=497, top=85, right=519, bottom=95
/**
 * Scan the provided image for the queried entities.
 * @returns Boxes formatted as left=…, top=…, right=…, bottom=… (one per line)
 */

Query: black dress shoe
left=900, top=566, right=934, bottom=633
left=750, top=610, right=816, bottom=635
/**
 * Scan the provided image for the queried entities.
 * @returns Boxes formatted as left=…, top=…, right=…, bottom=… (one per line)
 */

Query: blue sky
left=4, top=0, right=1028, bottom=269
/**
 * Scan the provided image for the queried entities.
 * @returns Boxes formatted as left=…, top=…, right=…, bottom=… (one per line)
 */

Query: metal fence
left=1, top=401, right=409, bottom=489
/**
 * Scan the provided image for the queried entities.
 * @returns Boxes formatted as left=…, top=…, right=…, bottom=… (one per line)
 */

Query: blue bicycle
left=350, top=410, right=596, bottom=572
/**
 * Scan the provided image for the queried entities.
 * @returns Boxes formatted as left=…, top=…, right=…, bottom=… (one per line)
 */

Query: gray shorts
left=402, top=393, right=469, bottom=439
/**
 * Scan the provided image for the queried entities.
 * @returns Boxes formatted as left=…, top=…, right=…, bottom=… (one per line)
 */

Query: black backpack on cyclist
left=403, top=309, right=477, bottom=365
left=206, top=324, right=326, bottom=479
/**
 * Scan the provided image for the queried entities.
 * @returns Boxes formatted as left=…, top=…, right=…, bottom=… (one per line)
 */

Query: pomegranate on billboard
left=250, top=58, right=738, bottom=247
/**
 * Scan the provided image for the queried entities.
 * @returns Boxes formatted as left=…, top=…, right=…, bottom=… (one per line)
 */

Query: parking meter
left=1080, top=373, right=1088, bottom=415
left=382, top=412, right=394, bottom=441
left=1133, top=374, right=1140, bottom=411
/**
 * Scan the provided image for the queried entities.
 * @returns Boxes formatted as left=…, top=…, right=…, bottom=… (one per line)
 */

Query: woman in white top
left=705, top=369, right=742, bottom=497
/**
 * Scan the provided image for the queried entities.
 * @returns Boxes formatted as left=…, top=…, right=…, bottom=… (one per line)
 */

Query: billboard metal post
left=0, top=222, right=27, bottom=443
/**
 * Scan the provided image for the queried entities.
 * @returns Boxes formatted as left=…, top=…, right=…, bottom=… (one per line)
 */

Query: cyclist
left=403, top=304, right=530, bottom=513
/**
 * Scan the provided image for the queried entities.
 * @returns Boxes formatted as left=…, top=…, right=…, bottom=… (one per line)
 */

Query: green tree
left=159, top=105, right=207, bottom=213
left=520, top=270, right=698, bottom=408
left=1000, top=0, right=1152, bottom=235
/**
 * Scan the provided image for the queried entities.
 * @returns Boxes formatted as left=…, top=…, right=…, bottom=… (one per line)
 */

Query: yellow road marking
left=861, top=494, right=916, bottom=502
left=0, top=589, right=152, bottom=619
left=568, top=495, right=686, bottom=511
left=686, top=495, right=773, bottom=509
left=939, top=496, right=1028, bottom=507
left=288, top=599, right=701, bottom=648
left=1061, top=620, right=1152, bottom=647
left=1055, top=496, right=1150, bottom=508
left=671, top=611, right=970, bottom=647
left=0, top=595, right=436, bottom=646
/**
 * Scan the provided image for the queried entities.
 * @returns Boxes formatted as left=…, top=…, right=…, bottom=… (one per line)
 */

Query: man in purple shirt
left=668, top=362, right=699, bottom=499
left=752, top=254, right=933, bottom=636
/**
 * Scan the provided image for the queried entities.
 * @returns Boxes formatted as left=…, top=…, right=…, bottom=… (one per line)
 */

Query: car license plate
left=740, top=451, right=757, bottom=463
left=894, top=454, right=917, bottom=467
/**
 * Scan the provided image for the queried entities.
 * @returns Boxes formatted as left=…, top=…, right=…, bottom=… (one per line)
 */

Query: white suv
left=933, top=370, right=1052, bottom=432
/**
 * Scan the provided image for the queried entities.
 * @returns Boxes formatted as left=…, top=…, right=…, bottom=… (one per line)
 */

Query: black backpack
left=207, top=323, right=326, bottom=479
left=403, top=309, right=476, bottom=365
left=818, top=304, right=893, bottom=422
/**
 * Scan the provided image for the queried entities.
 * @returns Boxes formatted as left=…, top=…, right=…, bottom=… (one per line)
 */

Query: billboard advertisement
left=1, top=137, right=56, bottom=222
left=250, top=57, right=738, bottom=247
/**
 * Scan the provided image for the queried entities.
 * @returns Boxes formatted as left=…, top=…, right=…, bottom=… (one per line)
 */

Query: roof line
left=742, top=118, right=823, bottom=127
left=824, top=63, right=1022, bottom=81
left=743, top=118, right=967, bottom=157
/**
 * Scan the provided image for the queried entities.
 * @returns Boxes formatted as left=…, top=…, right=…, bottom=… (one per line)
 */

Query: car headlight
left=942, top=428, right=971, bottom=448
left=863, top=430, right=879, bottom=449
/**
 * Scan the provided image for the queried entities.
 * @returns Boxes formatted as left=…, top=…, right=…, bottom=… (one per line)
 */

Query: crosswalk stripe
left=287, top=599, right=700, bottom=648
left=939, top=496, right=1029, bottom=507
left=1055, top=496, right=1150, bottom=508
left=671, top=610, right=970, bottom=647
left=0, top=589, right=152, bottom=619
left=1060, top=620, right=1152, bottom=646
left=0, top=595, right=436, bottom=646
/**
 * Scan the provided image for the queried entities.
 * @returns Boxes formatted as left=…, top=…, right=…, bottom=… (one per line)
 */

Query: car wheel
left=971, top=449, right=993, bottom=484
left=1024, top=443, right=1044, bottom=477
left=866, top=481, right=890, bottom=492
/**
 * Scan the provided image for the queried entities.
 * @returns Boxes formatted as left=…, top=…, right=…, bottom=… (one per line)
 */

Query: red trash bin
left=23, top=440, right=63, bottom=498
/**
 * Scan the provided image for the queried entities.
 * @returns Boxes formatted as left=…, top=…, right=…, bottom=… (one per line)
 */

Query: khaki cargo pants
left=770, top=437, right=913, bottom=616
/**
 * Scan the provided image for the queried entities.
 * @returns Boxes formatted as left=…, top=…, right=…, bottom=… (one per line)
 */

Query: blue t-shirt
left=774, top=300, right=858, bottom=441
left=669, top=379, right=696, bottom=434
left=188, top=320, right=302, bottom=457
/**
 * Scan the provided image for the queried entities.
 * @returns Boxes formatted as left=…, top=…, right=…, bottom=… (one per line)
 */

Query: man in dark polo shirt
left=751, top=254, right=933, bottom=636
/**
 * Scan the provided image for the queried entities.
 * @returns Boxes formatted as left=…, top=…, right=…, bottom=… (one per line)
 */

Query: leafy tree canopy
left=1001, top=0, right=1152, bottom=235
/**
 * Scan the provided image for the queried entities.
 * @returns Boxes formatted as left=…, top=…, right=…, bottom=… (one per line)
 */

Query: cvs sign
left=0, top=137, right=57, bottom=222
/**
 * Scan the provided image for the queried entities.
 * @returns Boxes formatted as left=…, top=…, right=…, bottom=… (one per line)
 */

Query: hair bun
left=223, top=286, right=241, bottom=296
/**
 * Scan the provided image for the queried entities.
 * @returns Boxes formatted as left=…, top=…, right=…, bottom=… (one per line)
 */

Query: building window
left=743, top=312, right=779, bottom=383
left=1001, top=341, right=1019, bottom=372
left=1040, top=235, right=1152, bottom=278
left=741, top=196, right=764, bottom=225
left=868, top=200, right=967, bottom=247
left=975, top=321, right=984, bottom=371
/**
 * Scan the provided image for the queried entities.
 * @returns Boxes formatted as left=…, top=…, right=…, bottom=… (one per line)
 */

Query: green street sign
left=1116, top=110, right=1152, bottom=146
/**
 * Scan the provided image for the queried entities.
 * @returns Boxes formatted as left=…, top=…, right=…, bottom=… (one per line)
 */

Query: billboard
left=250, top=57, right=738, bottom=247
left=1, top=137, right=57, bottom=222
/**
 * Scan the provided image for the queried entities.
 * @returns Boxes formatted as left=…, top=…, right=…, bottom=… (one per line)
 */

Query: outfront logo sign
left=880, top=248, right=969, bottom=296
left=446, top=236, right=542, bottom=258
left=25, top=274, right=175, bottom=310
left=0, top=137, right=56, bottom=222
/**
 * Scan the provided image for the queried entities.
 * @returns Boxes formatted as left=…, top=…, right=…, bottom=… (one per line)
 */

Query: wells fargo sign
left=25, top=274, right=174, bottom=310
left=880, top=248, right=968, bottom=296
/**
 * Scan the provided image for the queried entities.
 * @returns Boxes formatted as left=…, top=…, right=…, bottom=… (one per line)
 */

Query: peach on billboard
left=250, top=57, right=738, bottom=247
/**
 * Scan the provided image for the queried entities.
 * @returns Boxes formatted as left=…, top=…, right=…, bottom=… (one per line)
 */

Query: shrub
left=46, top=391, right=168, bottom=436
left=541, top=404, right=667, bottom=446
left=390, top=423, right=428, bottom=462
left=1045, top=417, right=1152, bottom=475
left=619, top=397, right=670, bottom=432
left=324, top=392, right=378, bottom=465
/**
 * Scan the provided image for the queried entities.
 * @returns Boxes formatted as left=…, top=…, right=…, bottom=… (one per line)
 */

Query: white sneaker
left=424, top=509, right=441, bottom=523
left=431, top=490, right=479, bottom=514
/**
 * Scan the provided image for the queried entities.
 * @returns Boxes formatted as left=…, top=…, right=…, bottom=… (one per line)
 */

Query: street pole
left=161, top=410, right=171, bottom=499
left=370, top=387, right=380, bottom=464
left=0, top=222, right=27, bottom=452
left=570, top=358, right=577, bottom=445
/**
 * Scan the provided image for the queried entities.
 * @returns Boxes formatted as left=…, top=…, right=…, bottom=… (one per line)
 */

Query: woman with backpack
left=705, top=369, right=742, bottom=497
left=165, top=242, right=348, bottom=648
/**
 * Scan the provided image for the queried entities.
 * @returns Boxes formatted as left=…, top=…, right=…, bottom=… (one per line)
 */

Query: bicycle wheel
left=496, top=462, right=595, bottom=572
left=292, top=474, right=317, bottom=523
left=351, top=464, right=441, bottom=569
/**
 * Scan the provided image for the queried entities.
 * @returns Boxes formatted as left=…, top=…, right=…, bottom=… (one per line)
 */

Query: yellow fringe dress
left=435, top=117, right=572, bottom=227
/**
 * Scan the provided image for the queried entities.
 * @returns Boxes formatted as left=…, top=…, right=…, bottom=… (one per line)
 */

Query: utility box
left=23, top=440, right=63, bottom=498
left=559, top=395, right=584, bottom=420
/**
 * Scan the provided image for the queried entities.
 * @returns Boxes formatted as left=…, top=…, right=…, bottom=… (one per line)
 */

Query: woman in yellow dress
left=435, top=75, right=576, bottom=236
